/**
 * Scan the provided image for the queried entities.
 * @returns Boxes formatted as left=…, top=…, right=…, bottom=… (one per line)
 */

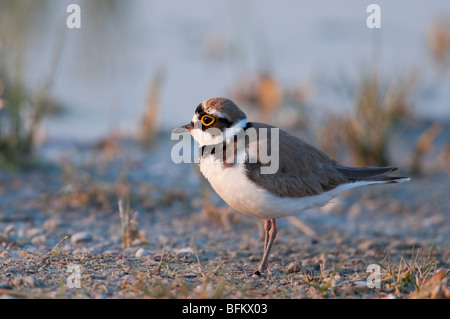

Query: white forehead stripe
left=208, top=109, right=229, bottom=120
left=192, top=113, right=200, bottom=124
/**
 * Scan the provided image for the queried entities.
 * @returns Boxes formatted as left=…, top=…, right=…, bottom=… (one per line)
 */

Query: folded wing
left=243, top=123, right=407, bottom=198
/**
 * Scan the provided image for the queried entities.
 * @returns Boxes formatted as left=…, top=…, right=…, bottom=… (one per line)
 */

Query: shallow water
left=17, top=0, right=450, bottom=141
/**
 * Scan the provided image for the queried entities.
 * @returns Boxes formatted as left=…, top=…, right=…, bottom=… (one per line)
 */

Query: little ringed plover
left=175, top=97, right=410, bottom=275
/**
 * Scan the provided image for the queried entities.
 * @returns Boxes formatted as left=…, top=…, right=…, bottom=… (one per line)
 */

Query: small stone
left=23, top=276, right=41, bottom=287
left=102, top=250, right=117, bottom=257
left=122, top=247, right=136, bottom=257
left=31, top=235, right=46, bottom=245
left=26, top=228, right=43, bottom=238
left=286, top=261, right=301, bottom=274
left=321, top=198, right=346, bottom=213
left=135, top=248, right=149, bottom=258
left=43, top=219, right=62, bottom=232
left=13, top=276, right=41, bottom=288
left=357, top=239, right=373, bottom=251
left=71, top=231, right=93, bottom=245
left=131, top=239, right=146, bottom=246
left=353, top=281, right=371, bottom=292
left=348, top=203, right=362, bottom=219
left=5, top=225, right=14, bottom=235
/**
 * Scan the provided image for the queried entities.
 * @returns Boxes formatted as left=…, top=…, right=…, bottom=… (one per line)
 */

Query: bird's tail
left=335, top=165, right=410, bottom=184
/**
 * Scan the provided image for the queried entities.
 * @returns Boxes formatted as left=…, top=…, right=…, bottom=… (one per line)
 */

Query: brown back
left=244, top=123, right=349, bottom=198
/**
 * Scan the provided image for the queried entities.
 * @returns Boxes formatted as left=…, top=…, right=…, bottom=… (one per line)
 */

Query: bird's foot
left=242, top=266, right=273, bottom=276
left=253, top=264, right=274, bottom=276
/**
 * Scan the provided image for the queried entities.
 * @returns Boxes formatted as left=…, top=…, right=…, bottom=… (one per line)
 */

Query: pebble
left=31, top=235, right=46, bottom=245
left=43, top=219, right=62, bottom=232
left=353, top=281, right=373, bottom=293
left=135, top=248, right=149, bottom=258
left=23, top=276, right=42, bottom=288
left=357, top=239, right=376, bottom=251
left=71, top=231, right=93, bottom=245
left=26, top=228, right=43, bottom=238
left=320, top=198, right=346, bottom=213
left=348, top=203, right=362, bottom=219
left=171, top=247, right=194, bottom=255
left=285, top=261, right=301, bottom=274
left=122, top=247, right=137, bottom=257
left=5, top=225, right=14, bottom=235
left=13, top=276, right=41, bottom=288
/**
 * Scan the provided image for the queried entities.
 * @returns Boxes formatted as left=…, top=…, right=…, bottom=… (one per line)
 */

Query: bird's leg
left=263, top=219, right=272, bottom=254
left=256, top=219, right=277, bottom=275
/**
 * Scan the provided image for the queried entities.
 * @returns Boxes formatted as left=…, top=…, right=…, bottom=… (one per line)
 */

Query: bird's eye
left=201, top=115, right=215, bottom=126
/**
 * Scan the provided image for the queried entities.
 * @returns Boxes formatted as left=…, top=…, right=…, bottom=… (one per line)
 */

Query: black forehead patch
left=195, top=104, right=208, bottom=120
left=195, top=104, right=203, bottom=114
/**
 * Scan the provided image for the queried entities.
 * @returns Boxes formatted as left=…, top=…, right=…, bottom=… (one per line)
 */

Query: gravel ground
left=0, top=135, right=449, bottom=299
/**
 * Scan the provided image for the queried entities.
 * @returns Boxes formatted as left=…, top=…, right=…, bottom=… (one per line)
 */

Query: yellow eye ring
left=201, top=115, right=215, bottom=126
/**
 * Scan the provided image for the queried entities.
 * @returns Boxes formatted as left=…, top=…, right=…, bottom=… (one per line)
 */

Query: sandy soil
left=0, top=135, right=449, bottom=299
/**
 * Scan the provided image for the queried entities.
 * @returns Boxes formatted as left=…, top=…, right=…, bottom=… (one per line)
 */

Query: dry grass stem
left=50, top=235, right=69, bottom=255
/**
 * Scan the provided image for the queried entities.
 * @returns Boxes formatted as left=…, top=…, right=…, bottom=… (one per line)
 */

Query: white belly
left=200, top=157, right=274, bottom=218
left=199, top=155, right=390, bottom=220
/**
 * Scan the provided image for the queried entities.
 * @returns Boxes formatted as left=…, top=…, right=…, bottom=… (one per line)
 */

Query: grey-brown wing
left=244, top=123, right=349, bottom=198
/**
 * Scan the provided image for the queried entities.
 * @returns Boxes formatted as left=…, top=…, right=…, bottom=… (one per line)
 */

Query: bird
left=174, top=97, right=410, bottom=275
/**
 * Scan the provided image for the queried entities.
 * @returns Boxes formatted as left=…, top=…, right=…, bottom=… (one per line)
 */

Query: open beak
left=173, top=122, right=192, bottom=134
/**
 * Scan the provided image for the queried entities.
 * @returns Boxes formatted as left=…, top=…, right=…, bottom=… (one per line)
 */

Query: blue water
left=19, top=0, right=450, bottom=141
